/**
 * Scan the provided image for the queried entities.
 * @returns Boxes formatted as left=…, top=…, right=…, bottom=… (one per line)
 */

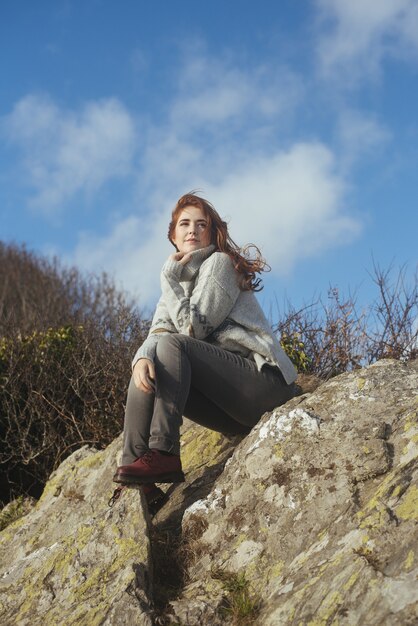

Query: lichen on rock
left=0, top=436, right=153, bottom=625
left=173, top=359, right=418, bottom=625
left=1, top=359, right=417, bottom=625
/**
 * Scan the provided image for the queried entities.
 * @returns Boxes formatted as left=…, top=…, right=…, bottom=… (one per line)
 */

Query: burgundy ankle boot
left=113, top=449, right=185, bottom=484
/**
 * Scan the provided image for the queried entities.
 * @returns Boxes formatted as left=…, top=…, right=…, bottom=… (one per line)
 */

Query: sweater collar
left=180, top=244, right=216, bottom=281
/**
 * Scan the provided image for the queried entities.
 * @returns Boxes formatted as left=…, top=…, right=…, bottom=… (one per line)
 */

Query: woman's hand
left=133, top=358, right=156, bottom=394
left=171, top=251, right=192, bottom=265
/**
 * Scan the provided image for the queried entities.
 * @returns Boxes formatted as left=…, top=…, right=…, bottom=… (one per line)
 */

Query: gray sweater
left=133, top=245, right=297, bottom=384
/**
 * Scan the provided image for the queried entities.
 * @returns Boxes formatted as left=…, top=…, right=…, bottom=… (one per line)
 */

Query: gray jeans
left=122, top=333, right=295, bottom=464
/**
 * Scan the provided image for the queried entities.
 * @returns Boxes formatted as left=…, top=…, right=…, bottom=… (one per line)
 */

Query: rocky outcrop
left=170, top=359, right=418, bottom=625
left=1, top=359, right=417, bottom=625
left=0, top=438, right=153, bottom=625
left=0, top=406, right=244, bottom=625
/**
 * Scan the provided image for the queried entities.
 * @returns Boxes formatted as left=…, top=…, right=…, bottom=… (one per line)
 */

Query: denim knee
left=155, top=332, right=184, bottom=363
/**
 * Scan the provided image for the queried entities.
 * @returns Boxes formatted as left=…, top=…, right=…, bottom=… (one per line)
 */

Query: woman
left=113, top=193, right=297, bottom=504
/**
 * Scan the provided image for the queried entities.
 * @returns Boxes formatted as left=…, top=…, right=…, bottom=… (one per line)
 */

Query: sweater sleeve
left=161, top=252, right=241, bottom=339
left=131, top=295, right=176, bottom=367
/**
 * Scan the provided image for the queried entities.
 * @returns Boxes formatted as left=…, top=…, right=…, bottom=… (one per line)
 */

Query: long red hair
left=168, top=192, right=269, bottom=291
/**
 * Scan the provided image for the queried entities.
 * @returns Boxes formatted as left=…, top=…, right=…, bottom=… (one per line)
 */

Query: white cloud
left=170, top=55, right=302, bottom=129
left=74, top=142, right=361, bottom=306
left=204, top=143, right=361, bottom=276
left=140, top=130, right=205, bottom=195
left=21, top=50, right=361, bottom=309
left=315, top=0, right=418, bottom=80
left=3, top=94, right=136, bottom=213
left=137, top=51, right=304, bottom=199
left=336, top=109, right=391, bottom=168
left=74, top=210, right=175, bottom=310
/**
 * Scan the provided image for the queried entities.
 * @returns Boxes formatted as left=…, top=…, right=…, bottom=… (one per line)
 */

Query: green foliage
left=280, top=332, right=311, bottom=372
left=211, top=568, right=261, bottom=624
left=0, top=325, right=80, bottom=367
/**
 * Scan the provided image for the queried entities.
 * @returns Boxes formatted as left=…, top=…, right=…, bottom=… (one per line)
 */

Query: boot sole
left=113, top=471, right=185, bottom=485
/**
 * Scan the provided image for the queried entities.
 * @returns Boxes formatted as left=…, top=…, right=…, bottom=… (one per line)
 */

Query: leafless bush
left=365, top=262, right=418, bottom=362
left=0, top=242, right=71, bottom=336
left=0, top=242, right=149, bottom=504
left=0, top=241, right=146, bottom=338
left=274, top=263, right=417, bottom=379
left=275, top=288, right=366, bottom=379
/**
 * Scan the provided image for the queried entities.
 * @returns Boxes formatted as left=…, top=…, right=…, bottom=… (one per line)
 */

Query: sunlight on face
left=172, top=206, right=211, bottom=254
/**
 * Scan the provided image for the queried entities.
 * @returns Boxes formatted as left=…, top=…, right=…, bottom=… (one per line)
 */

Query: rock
left=1, top=359, right=417, bottom=625
left=0, top=436, right=153, bottom=626
left=154, top=418, right=246, bottom=528
left=150, top=418, right=246, bottom=613
left=171, top=359, right=418, bottom=625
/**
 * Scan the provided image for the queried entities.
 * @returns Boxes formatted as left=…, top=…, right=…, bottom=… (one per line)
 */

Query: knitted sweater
left=133, top=245, right=297, bottom=385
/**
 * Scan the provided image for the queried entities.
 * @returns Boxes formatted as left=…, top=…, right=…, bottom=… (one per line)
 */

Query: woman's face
left=172, top=206, right=212, bottom=254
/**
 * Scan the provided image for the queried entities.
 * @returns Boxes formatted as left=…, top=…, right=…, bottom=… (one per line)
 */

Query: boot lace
left=140, top=451, right=154, bottom=466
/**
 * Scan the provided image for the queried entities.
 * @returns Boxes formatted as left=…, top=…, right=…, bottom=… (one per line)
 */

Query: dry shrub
left=366, top=262, right=418, bottom=362
left=0, top=242, right=148, bottom=504
left=275, top=263, right=417, bottom=380
left=276, top=287, right=366, bottom=379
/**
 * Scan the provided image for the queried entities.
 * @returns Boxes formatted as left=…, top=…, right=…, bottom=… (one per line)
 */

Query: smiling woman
left=113, top=192, right=297, bottom=511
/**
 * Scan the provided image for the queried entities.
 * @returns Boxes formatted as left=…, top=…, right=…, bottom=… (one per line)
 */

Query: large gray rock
left=1, top=359, right=417, bottom=625
left=171, top=359, right=418, bottom=625
left=0, top=436, right=153, bottom=625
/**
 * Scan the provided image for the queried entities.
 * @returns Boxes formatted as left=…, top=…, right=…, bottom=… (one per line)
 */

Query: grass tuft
left=0, top=495, right=35, bottom=532
left=211, top=567, right=261, bottom=625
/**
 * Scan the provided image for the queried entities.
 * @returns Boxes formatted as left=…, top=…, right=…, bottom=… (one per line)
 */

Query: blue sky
left=1, top=0, right=417, bottom=319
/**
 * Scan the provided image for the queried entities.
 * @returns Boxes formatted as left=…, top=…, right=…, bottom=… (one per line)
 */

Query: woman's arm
left=131, top=296, right=176, bottom=367
left=161, top=252, right=241, bottom=339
